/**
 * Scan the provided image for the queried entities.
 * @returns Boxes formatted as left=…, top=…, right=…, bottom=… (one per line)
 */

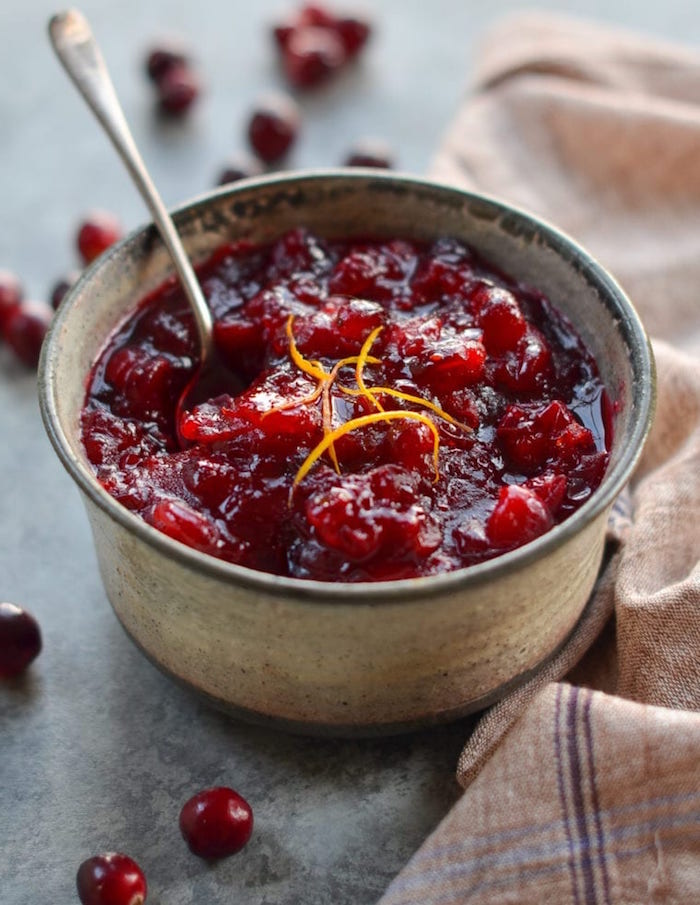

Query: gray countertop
left=2, top=3, right=698, bottom=903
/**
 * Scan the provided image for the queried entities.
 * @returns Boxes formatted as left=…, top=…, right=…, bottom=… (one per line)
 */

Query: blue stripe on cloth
left=583, top=690, right=612, bottom=905
left=556, top=683, right=582, bottom=903
left=391, top=791, right=700, bottom=867
left=567, top=686, right=597, bottom=903
left=382, top=814, right=700, bottom=904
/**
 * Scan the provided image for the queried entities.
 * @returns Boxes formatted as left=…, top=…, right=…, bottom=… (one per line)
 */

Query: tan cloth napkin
left=380, top=13, right=700, bottom=904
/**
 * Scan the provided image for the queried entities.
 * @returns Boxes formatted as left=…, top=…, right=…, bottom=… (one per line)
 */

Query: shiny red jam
left=81, top=229, right=610, bottom=582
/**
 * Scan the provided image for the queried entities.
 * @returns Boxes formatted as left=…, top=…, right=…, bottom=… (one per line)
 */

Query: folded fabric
left=380, top=13, right=700, bottom=904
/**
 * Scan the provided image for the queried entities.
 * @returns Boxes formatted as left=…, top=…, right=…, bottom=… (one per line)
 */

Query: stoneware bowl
left=39, top=170, right=654, bottom=736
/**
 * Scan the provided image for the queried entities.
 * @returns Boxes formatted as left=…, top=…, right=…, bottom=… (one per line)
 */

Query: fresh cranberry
left=283, top=26, right=346, bottom=88
left=247, top=94, right=300, bottom=163
left=4, top=301, right=52, bottom=368
left=157, top=64, right=200, bottom=116
left=299, top=3, right=339, bottom=28
left=335, top=14, right=371, bottom=57
left=344, top=139, right=393, bottom=169
left=145, top=42, right=189, bottom=82
left=179, top=786, right=253, bottom=859
left=272, top=4, right=371, bottom=63
left=76, top=853, right=147, bottom=905
left=0, top=603, right=42, bottom=679
left=0, top=269, right=22, bottom=337
left=77, top=212, right=122, bottom=266
left=216, top=152, right=264, bottom=186
left=50, top=271, right=80, bottom=310
left=272, top=18, right=296, bottom=50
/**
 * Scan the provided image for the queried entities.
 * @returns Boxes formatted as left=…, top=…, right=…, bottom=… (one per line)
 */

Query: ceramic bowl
left=39, top=171, right=654, bottom=736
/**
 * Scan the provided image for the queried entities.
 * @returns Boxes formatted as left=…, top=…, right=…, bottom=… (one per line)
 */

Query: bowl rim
left=38, top=168, right=656, bottom=604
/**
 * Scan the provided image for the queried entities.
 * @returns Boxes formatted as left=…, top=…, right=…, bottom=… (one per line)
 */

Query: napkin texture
left=380, top=13, right=700, bottom=904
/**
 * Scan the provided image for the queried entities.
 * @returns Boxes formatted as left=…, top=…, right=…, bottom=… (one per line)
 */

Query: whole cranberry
left=49, top=271, right=80, bottom=310
left=77, top=212, right=123, bottom=266
left=0, top=269, right=23, bottom=337
left=336, top=14, right=371, bottom=57
left=272, top=18, right=296, bottom=50
left=157, top=64, right=200, bottom=116
left=248, top=93, right=300, bottom=163
left=76, top=853, right=147, bottom=905
left=4, top=301, right=53, bottom=368
left=299, top=3, right=339, bottom=28
left=283, top=26, right=346, bottom=89
left=344, top=138, right=394, bottom=169
left=145, top=41, right=189, bottom=82
left=179, top=786, right=253, bottom=859
left=216, top=152, right=265, bottom=186
left=0, top=603, right=42, bottom=679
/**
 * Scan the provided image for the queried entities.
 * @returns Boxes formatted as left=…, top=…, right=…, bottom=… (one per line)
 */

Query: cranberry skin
left=248, top=94, right=300, bottom=163
left=486, top=484, right=553, bottom=549
left=283, top=26, right=346, bottom=89
left=0, top=269, right=22, bottom=337
left=76, top=853, right=147, bottom=905
left=336, top=15, right=371, bottom=57
left=216, top=152, right=264, bottom=186
left=299, top=3, right=338, bottom=28
left=179, top=786, right=253, bottom=859
left=344, top=138, right=393, bottom=169
left=157, top=64, right=200, bottom=116
left=0, top=603, right=42, bottom=679
left=145, top=42, right=188, bottom=82
left=4, top=301, right=52, bottom=368
left=77, top=212, right=122, bottom=266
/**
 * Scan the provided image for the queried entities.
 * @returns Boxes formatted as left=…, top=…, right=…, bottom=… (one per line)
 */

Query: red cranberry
left=475, top=286, right=527, bottom=354
left=272, top=18, right=296, bottom=50
left=344, top=138, right=393, bottom=169
left=77, top=212, right=122, bottom=266
left=486, top=484, right=553, bottom=549
left=335, top=14, right=371, bottom=57
left=76, top=853, right=147, bottom=905
left=50, top=271, right=80, bottom=310
left=248, top=94, right=300, bottom=163
left=148, top=498, right=221, bottom=555
left=0, top=603, right=42, bottom=679
left=216, top=152, right=265, bottom=186
left=283, top=26, right=346, bottom=89
left=145, top=41, right=189, bottom=82
left=4, top=301, right=52, bottom=368
left=157, top=64, right=200, bottom=116
left=179, top=786, right=253, bottom=859
left=299, top=3, right=339, bottom=28
left=0, top=269, right=22, bottom=337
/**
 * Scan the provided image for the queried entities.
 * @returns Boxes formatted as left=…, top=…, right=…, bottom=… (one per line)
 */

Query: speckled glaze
left=39, top=171, right=654, bottom=736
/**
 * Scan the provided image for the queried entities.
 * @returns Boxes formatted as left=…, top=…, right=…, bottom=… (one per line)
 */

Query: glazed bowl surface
left=39, top=170, right=654, bottom=736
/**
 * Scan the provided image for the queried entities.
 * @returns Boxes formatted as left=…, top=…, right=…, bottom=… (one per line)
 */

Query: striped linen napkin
left=380, top=13, right=700, bottom=904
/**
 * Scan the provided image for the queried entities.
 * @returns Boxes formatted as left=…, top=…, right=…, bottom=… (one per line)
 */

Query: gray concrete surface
left=2, top=2, right=698, bottom=903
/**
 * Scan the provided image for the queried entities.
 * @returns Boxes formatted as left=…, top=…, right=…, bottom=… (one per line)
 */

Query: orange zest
left=269, top=314, right=471, bottom=500
left=292, top=411, right=441, bottom=495
left=355, top=325, right=384, bottom=412
left=286, top=314, right=330, bottom=382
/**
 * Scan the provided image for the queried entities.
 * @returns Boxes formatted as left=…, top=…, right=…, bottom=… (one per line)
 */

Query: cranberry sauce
left=81, top=229, right=610, bottom=582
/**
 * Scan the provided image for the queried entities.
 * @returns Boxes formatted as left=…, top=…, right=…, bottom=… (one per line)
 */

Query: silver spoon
left=49, top=9, right=240, bottom=445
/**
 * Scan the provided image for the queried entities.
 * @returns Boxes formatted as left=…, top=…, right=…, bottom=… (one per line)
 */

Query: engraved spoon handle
left=48, top=9, right=214, bottom=361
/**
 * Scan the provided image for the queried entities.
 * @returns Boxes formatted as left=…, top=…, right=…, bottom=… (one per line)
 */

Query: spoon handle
left=48, top=9, right=214, bottom=360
